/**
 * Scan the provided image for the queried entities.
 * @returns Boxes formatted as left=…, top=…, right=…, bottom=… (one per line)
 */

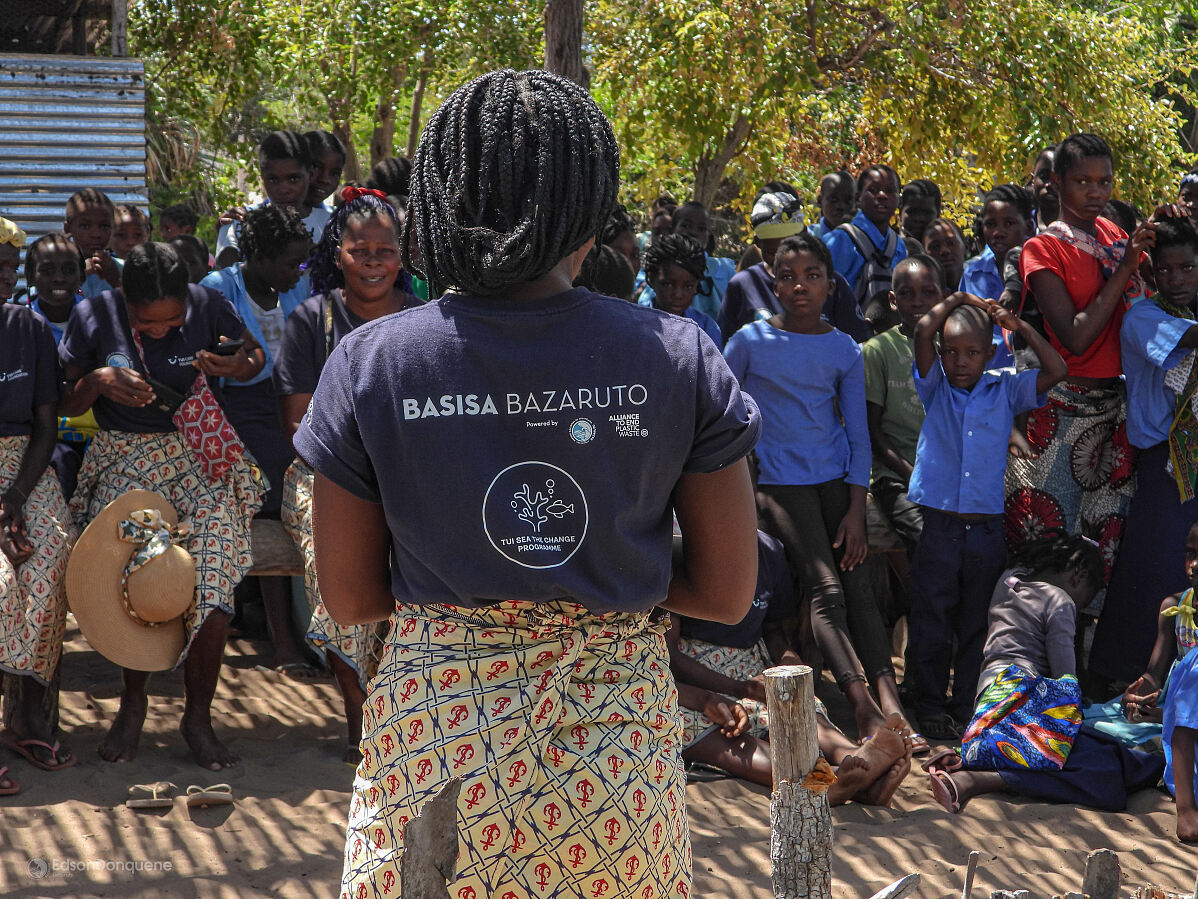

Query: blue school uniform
left=959, top=247, right=1015, bottom=370
left=81, top=263, right=123, bottom=300
left=908, top=360, right=1043, bottom=516
left=905, top=358, right=1044, bottom=721
left=27, top=292, right=83, bottom=344
left=717, top=263, right=870, bottom=344
left=820, top=210, right=908, bottom=291
left=684, top=307, right=722, bottom=347
left=200, top=266, right=308, bottom=384
left=1164, top=647, right=1198, bottom=804
left=1120, top=300, right=1196, bottom=450
left=723, top=320, right=870, bottom=488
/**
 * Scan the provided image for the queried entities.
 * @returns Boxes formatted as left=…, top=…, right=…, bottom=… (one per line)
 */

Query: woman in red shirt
left=1005, top=133, right=1152, bottom=580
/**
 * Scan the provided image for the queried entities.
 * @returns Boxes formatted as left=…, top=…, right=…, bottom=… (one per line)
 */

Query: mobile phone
left=144, top=376, right=187, bottom=414
left=212, top=338, right=245, bottom=356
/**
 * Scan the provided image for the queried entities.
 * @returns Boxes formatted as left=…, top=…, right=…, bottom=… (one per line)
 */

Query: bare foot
left=98, top=694, right=148, bottom=763
left=828, top=755, right=874, bottom=806
left=854, top=707, right=889, bottom=743
left=856, top=713, right=908, bottom=768
left=857, top=754, right=911, bottom=807
left=181, top=713, right=240, bottom=771
left=1178, top=807, right=1198, bottom=844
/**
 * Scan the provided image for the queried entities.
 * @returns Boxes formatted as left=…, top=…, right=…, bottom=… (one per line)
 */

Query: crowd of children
left=3, top=91, right=1198, bottom=899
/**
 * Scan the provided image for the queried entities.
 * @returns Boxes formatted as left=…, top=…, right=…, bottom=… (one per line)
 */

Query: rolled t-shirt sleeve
left=59, top=304, right=98, bottom=372
left=293, top=342, right=380, bottom=503
left=684, top=327, right=760, bottom=474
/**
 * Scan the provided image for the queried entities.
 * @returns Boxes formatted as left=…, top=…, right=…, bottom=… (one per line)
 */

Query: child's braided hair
left=1009, top=533, right=1103, bottom=591
left=643, top=233, right=706, bottom=283
left=239, top=205, right=310, bottom=263
left=403, top=69, right=619, bottom=296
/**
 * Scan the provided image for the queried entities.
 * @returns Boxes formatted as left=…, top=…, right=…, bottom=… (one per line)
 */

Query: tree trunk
left=692, top=113, right=753, bottom=208
left=544, top=0, right=588, bottom=88
left=370, top=64, right=406, bottom=168
left=405, top=67, right=429, bottom=160
left=765, top=665, right=832, bottom=899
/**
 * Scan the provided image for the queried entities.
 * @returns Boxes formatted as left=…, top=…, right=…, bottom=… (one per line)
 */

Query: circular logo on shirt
left=106, top=351, right=135, bottom=370
left=569, top=418, right=595, bottom=445
left=482, top=461, right=588, bottom=569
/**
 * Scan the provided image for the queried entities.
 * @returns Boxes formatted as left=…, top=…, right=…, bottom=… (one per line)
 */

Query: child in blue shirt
left=726, top=232, right=912, bottom=741
left=642, top=233, right=722, bottom=346
left=904, top=292, right=1066, bottom=738
left=639, top=201, right=736, bottom=319
left=64, top=188, right=122, bottom=298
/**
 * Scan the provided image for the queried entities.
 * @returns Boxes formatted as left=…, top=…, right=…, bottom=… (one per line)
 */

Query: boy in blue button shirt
left=904, top=291, right=1066, bottom=738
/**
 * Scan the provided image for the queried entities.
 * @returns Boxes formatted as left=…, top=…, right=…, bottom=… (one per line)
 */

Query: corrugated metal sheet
left=0, top=52, right=145, bottom=286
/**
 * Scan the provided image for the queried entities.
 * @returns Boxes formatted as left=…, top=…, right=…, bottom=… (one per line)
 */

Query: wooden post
left=111, top=0, right=128, bottom=57
left=764, top=664, right=832, bottom=899
left=963, top=851, right=980, bottom=899
left=400, top=777, right=462, bottom=898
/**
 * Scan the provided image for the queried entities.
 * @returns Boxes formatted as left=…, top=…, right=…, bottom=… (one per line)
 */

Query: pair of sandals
left=127, top=782, right=234, bottom=810
left=0, top=736, right=77, bottom=796
left=922, top=749, right=965, bottom=813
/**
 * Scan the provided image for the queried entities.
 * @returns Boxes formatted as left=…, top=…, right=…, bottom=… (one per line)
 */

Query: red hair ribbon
left=341, top=186, right=389, bottom=203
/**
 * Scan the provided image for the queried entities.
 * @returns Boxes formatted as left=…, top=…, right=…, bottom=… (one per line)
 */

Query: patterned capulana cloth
left=676, top=636, right=770, bottom=745
left=961, top=664, right=1083, bottom=771
left=1005, top=380, right=1135, bottom=581
left=69, top=429, right=264, bottom=664
left=281, top=459, right=387, bottom=689
left=0, top=436, right=75, bottom=683
left=341, top=601, right=691, bottom=899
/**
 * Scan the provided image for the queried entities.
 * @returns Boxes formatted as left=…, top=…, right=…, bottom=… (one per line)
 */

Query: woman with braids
left=295, top=70, right=760, bottom=899
left=925, top=534, right=1163, bottom=815
left=1004, top=134, right=1153, bottom=585
left=274, top=187, right=420, bottom=762
left=60, top=243, right=266, bottom=769
left=202, top=205, right=313, bottom=676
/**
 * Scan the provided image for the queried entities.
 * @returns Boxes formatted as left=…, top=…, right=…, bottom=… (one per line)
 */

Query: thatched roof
left=0, top=0, right=114, bottom=56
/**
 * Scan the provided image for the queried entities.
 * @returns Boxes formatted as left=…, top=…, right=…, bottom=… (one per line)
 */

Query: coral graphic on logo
left=484, top=461, right=588, bottom=569
left=513, top=480, right=574, bottom=533
left=569, top=418, right=595, bottom=444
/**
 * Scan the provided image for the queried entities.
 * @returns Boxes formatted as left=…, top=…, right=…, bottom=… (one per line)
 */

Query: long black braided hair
left=239, top=205, right=311, bottom=263
left=307, top=190, right=405, bottom=297
left=403, top=69, right=619, bottom=297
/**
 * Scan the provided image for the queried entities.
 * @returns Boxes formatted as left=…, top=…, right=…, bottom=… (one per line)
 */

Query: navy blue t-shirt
left=59, top=285, right=245, bottom=434
left=295, top=287, right=761, bottom=614
left=0, top=304, right=60, bottom=436
left=679, top=530, right=792, bottom=648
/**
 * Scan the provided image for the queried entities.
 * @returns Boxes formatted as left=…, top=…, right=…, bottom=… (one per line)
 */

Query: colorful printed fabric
left=961, top=664, right=1082, bottom=771
left=281, top=459, right=387, bottom=690
left=1005, top=381, right=1135, bottom=582
left=1164, top=350, right=1198, bottom=502
left=342, top=601, right=690, bottom=899
left=0, top=436, right=75, bottom=684
left=675, top=637, right=770, bottom=745
left=1043, top=220, right=1146, bottom=305
left=69, top=429, right=264, bottom=664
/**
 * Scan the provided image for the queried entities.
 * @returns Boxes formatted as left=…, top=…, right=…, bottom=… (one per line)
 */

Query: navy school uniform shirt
left=59, top=285, right=246, bottom=433
left=295, top=287, right=761, bottom=614
left=680, top=530, right=792, bottom=649
left=0, top=304, right=60, bottom=435
left=907, top=358, right=1044, bottom=515
left=723, top=319, right=871, bottom=488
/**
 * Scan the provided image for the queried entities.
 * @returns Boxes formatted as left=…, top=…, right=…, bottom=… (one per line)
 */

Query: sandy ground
left=0, top=623, right=1194, bottom=899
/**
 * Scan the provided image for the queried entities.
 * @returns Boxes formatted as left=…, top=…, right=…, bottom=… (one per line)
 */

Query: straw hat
left=66, top=489, right=196, bottom=672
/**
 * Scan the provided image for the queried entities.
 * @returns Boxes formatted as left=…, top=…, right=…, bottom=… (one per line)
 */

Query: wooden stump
left=400, top=777, right=462, bottom=899
left=1083, top=848, right=1122, bottom=899
left=765, top=664, right=832, bottom=899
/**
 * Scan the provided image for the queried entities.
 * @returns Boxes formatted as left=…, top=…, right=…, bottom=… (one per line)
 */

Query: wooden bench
left=249, top=518, right=305, bottom=577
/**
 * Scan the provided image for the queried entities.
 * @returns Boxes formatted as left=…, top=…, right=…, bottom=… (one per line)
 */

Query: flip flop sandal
left=904, top=732, right=932, bottom=756
left=920, top=748, right=963, bottom=774
left=0, top=765, right=19, bottom=796
left=928, top=770, right=962, bottom=814
left=0, top=734, right=77, bottom=772
left=684, top=761, right=731, bottom=784
left=186, top=783, right=234, bottom=808
left=128, top=782, right=176, bottom=810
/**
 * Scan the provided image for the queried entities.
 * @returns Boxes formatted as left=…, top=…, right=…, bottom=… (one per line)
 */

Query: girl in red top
left=1004, top=133, right=1153, bottom=580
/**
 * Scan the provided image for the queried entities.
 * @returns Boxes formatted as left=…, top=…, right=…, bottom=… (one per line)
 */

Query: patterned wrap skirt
left=69, top=430, right=264, bottom=664
left=1004, top=381, right=1135, bottom=581
left=341, top=601, right=691, bottom=899
left=0, top=436, right=75, bottom=684
left=281, top=459, right=387, bottom=689
left=675, top=637, right=770, bottom=746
